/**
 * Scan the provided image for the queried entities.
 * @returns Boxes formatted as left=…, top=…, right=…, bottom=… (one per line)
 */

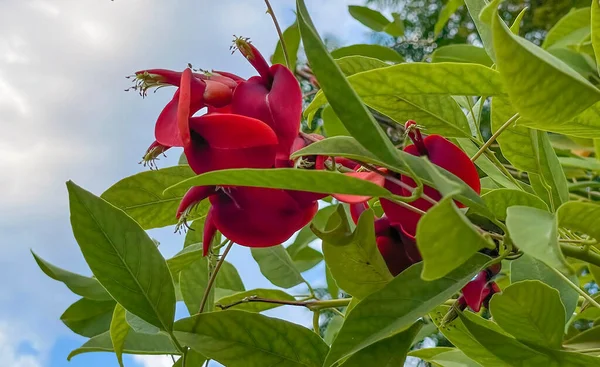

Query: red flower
left=374, top=216, right=421, bottom=276
left=459, top=264, right=502, bottom=312
left=176, top=185, right=318, bottom=255
left=381, top=121, right=481, bottom=237
left=231, top=39, right=302, bottom=161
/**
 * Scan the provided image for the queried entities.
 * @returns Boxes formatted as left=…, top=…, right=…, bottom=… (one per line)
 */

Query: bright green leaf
left=331, top=44, right=403, bottom=63
left=593, top=1, right=600, bottom=73
left=335, top=55, right=389, bottom=76
left=434, top=0, right=464, bottom=36
left=317, top=207, right=393, bottom=299
left=322, top=105, right=350, bottom=137
left=67, top=181, right=176, bottom=331
left=214, top=289, right=296, bottom=312
left=560, top=157, right=600, bottom=172
left=251, top=245, right=306, bottom=289
left=166, top=244, right=204, bottom=276
left=323, top=254, right=489, bottom=367
left=431, top=44, right=493, bottom=66
left=31, top=251, right=111, bottom=301
left=110, top=304, right=128, bottom=367
left=409, top=347, right=480, bottom=367
left=510, top=7, right=527, bottom=35
left=348, top=5, right=390, bottom=32
left=126, top=312, right=160, bottom=335
left=543, top=7, right=591, bottom=50
left=464, top=0, right=495, bottom=60
left=482, top=189, right=548, bottom=220
left=417, top=197, right=493, bottom=281
left=291, top=246, right=323, bottom=273
left=518, top=101, right=600, bottom=139
left=101, top=166, right=203, bottom=230
left=506, top=206, right=572, bottom=275
left=533, top=131, right=570, bottom=210
left=60, top=298, right=115, bottom=338
left=490, top=280, right=565, bottom=349
left=384, top=13, right=404, bottom=37
left=175, top=310, right=329, bottom=367
left=272, top=21, right=300, bottom=69
left=324, top=315, right=344, bottom=345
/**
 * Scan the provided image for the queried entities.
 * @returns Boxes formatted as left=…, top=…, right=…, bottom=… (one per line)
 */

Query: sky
left=0, top=1, right=370, bottom=366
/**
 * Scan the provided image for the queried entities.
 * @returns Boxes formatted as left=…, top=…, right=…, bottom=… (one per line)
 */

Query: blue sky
left=0, top=1, right=369, bottom=366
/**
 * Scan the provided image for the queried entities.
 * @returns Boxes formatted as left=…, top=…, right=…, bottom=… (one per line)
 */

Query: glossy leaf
left=431, top=44, right=493, bottom=66
left=31, top=251, right=111, bottom=301
left=110, top=304, right=128, bottom=367
left=506, top=206, right=572, bottom=275
left=272, top=21, right=300, bottom=69
left=434, top=0, right=464, bottom=36
left=490, top=281, right=565, bottom=349
left=174, top=310, right=329, bottom=367
left=335, top=55, right=389, bottom=76
left=417, top=197, right=493, bottom=281
left=67, top=181, right=176, bottom=331
left=317, top=207, right=393, bottom=299
left=491, top=6, right=600, bottom=125
left=60, top=298, right=115, bottom=337
left=67, top=329, right=178, bottom=360
left=558, top=201, right=600, bottom=242
left=482, top=189, right=548, bottom=220
left=340, top=321, right=422, bottom=367
left=331, top=44, right=403, bottom=63
left=251, top=245, right=306, bottom=289
left=214, top=289, right=296, bottom=312
left=543, top=7, right=591, bottom=50
left=323, top=254, right=489, bottom=367
left=510, top=254, right=578, bottom=320
left=101, top=166, right=203, bottom=230
left=348, top=5, right=390, bottom=32
left=297, top=0, right=402, bottom=166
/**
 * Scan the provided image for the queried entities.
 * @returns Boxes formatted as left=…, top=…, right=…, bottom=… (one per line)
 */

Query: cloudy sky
left=0, top=1, right=370, bottom=366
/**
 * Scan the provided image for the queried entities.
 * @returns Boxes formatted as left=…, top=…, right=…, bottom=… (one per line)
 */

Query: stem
left=482, top=149, right=524, bottom=189
left=561, top=243, right=600, bottom=269
left=313, top=311, right=320, bottom=334
left=168, top=331, right=186, bottom=355
left=198, top=240, right=234, bottom=314
left=264, top=0, right=291, bottom=69
left=216, top=296, right=352, bottom=311
left=549, top=265, right=600, bottom=309
left=471, top=113, right=520, bottom=162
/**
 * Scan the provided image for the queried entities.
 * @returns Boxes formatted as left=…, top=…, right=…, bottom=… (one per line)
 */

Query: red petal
left=376, top=235, right=413, bottom=276
left=333, top=171, right=385, bottom=204
left=350, top=202, right=369, bottom=224
left=203, top=207, right=218, bottom=256
left=380, top=176, right=428, bottom=237
left=203, top=80, right=233, bottom=108
left=176, top=186, right=217, bottom=219
left=462, top=271, right=489, bottom=312
left=155, top=91, right=182, bottom=147
left=212, top=70, right=246, bottom=83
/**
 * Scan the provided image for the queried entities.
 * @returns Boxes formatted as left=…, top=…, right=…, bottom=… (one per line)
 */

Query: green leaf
left=409, top=347, right=480, bottom=367
left=593, top=2, right=600, bottom=73
left=340, top=321, right=422, bottom=367
left=174, top=310, right=329, bottom=367
left=272, top=21, right=300, bottom=69
left=172, top=350, right=207, bottom=367
left=183, top=219, right=204, bottom=248
left=459, top=138, right=518, bottom=190
left=548, top=48, right=598, bottom=80
left=317, top=207, right=393, bottom=299
left=166, top=168, right=394, bottom=199
left=510, top=7, right=527, bottom=35
left=60, top=298, right=115, bottom=338
left=482, top=189, right=548, bottom=220
left=331, top=44, right=403, bottom=63
left=31, top=251, right=111, bottom=301
left=322, top=105, right=350, bottom=137
left=126, top=312, right=160, bottom=335
left=506, top=206, right=572, bottom=275
left=335, top=55, right=389, bottom=76
left=558, top=201, right=600, bottom=242
left=434, top=0, right=464, bottom=36
left=214, top=289, right=296, bottom=312
left=326, top=265, right=339, bottom=299
left=533, top=131, right=570, bottom=210
left=348, top=5, right=390, bottom=32
left=180, top=257, right=244, bottom=315
left=384, top=13, right=404, bottom=37
left=417, top=197, right=493, bottom=281
left=518, top=101, right=600, bottom=139
left=511, top=255, right=579, bottom=320
left=166, top=244, right=204, bottom=275
left=287, top=206, right=336, bottom=258
left=489, top=280, right=565, bottom=349
left=464, top=0, right=495, bottom=61
left=565, top=325, right=600, bottom=349
left=431, top=44, right=493, bottom=66
left=67, top=181, right=176, bottom=331
left=68, top=329, right=178, bottom=360
left=559, top=157, right=600, bottom=171
left=110, top=304, right=128, bottom=367
left=543, top=7, right=591, bottom=50
left=324, top=315, right=344, bottom=345
left=292, top=136, right=491, bottom=217
left=251, top=245, right=306, bottom=289
left=491, top=7, right=600, bottom=125
left=101, top=166, right=203, bottom=230
left=291, top=246, right=323, bottom=273
left=297, top=0, right=401, bottom=166
left=323, top=254, right=489, bottom=367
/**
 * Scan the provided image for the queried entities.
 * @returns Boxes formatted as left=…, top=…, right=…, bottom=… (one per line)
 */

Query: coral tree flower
left=458, top=264, right=502, bottom=312
left=380, top=120, right=481, bottom=237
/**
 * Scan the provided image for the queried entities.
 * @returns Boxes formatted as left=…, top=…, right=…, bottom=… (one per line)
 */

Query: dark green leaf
left=172, top=350, right=207, bottom=367
left=272, top=21, right=300, bottom=69
left=101, top=166, right=203, bottom=230
left=251, top=245, right=306, bottom=289
left=409, top=347, right=480, bottom=367
left=291, top=246, right=323, bottom=273
left=482, top=189, right=549, bottom=220
left=215, top=289, right=296, bottom=312
left=324, top=254, right=489, bottom=367
left=431, top=44, right=493, bottom=66
left=67, top=181, right=176, bottom=331
left=60, top=298, right=115, bottom=337
left=31, top=251, right=111, bottom=301
left=126, top=312, right=160, bottom=334
left=322, top=105, right=350, bottom=137
left=348, top=5, right=390, bottom=32
left=174, top=310, right=329, bottom=367
left=331, top=44, right=403, bottom=63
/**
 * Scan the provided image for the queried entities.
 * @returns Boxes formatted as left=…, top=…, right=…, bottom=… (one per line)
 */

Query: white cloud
left=133, top=355, right=177, bottom=367
left=0, top=323, right=42, bottom=367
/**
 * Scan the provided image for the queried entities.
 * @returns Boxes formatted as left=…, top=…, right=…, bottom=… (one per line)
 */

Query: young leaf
left=31, top=251, right=111, bottom=301
left=431, top=44, right=493, bottom=66
left=490, top=280, right=565, bottom=349
left=348, top=5, right=390, bottom=32
left=509, top=7, right=527, bottom=35
left=340, top=321, right=422, bottom=367
left=506, top=206, right=572, bottom=275
left=324, top=254, right=489, bottom=367
left=533, top=131, right=569, bottom=210
left=434, top=0, right=464, bottom=36
left=464, top=0, right=495, bottom=61
left=251, top=245, right=306, bottom=289
left=110, top=304, right=129, bottom=367
left=101, top=166, right=203, bottom=230
left=543, top=7, right=591, bottom=50
left=272, top=21, right=300, bottom=69
left=557, top=201, right=600, bottom=242
left=174, top=310, right=329, bottom=367
left=491, top=6, right=600, bottom=125
left=214, top=289, right=296, bottom=312
left=67, top=181, right=176, bottom=331
left=482, top=189, right=548, bottom=220
left=335, top=55, right=389, bottom=76
left=60, top=298, right=115, bottom=338
left=297, top=0, right=401, bottom=166
left=317, top=207, right=393, bottom=299
left=417, top=198, right=493, bottom=281
left=331, top=44, right=403, bottom=63
left=67, top=329, right=178, bottom=360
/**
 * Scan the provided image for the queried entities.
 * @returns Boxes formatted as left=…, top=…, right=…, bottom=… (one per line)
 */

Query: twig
left=198, top=240, right=235, bottom=314
left=471, top=113, right=520, bottom=162
left=216, top=296, right=351, bottom=311
left=264, top=0, right=291, bottom=69
left=313, top=311, right=321, bottom=335
left=549, top=264, right=600, bottom=309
